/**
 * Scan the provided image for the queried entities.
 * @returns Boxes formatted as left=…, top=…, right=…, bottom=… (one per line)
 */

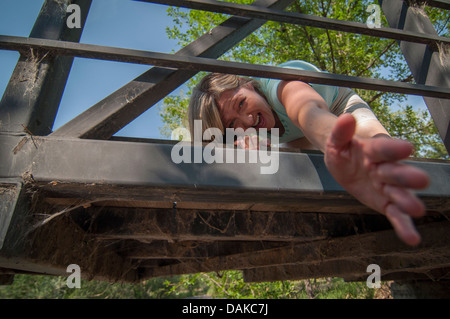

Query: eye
left=227, top=98, right=244, bottom=128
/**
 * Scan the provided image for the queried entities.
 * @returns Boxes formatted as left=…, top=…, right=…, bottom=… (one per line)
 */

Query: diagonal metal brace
left=0, top=0, right=91, bottom=136
left=379, top=0, right=450, bottom=155
left=51, top=0, right=295, bottom=140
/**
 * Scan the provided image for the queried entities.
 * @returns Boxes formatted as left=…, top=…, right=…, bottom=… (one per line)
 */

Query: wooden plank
left=346, top=266, right=450, bottom=283
left=141, top=221, right=450, bottom=279
left=44, top=196, right=378, bottom=214
left=116, top=240, right=287, bottom=259
left=69, top=206, right=399, bottom=243
left=0, top=213, right=138, bottom=283
left=43, top=194, right=450, bottom=215
left=243, top=247, right=450, bottom=282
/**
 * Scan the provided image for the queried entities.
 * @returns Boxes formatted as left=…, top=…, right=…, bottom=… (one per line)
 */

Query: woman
left=187, top=60, right=430, bottom=246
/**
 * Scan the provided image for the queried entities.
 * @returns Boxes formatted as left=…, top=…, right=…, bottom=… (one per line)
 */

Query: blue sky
left=1, top=0, right=428, bottom=140
left=0, top=0, right=186, bottom=139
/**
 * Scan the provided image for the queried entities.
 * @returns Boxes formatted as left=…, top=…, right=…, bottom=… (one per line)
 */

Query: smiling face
left=187, top=73, right=284, bottom=142
left=216, top=83, right=277, bottom=132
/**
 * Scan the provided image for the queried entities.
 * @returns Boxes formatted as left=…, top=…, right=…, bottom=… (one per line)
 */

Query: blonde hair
left=187, top=73, right=260, bottom=141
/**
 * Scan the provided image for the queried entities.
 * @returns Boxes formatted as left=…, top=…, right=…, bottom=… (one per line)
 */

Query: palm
left=324, top=114, right=429, bottom=246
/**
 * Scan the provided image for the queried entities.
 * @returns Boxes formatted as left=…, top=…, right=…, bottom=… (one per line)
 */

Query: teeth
left=253, top=114, right=260, bottom=127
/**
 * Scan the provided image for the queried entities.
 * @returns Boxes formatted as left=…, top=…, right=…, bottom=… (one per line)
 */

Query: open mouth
left=252, top=113, right=264, bottom=128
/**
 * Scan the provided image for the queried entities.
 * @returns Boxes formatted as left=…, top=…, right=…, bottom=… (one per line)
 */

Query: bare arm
left=277, top=80, right=336, bottom=152
left=277, top=80, right=390, bottom=149
left=277, top=80, right=430, bottom=246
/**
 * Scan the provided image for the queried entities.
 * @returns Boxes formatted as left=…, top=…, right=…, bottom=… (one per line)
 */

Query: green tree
left=0, top=272, right=393, bottom=299
left=156, top=0, right=449, bottom=298
left=160, top=0, right=448, bottom=159
left=2, top=1, right=445, bottom=300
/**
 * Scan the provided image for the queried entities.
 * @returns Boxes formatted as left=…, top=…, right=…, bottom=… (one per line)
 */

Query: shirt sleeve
left=253, top=60, right=339, bottom=143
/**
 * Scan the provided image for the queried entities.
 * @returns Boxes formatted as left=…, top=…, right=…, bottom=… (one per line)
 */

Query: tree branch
left=293, top=2, right=326, bottom=69
left=367, top=74, right=414, bottom=105
left=357, top=40, right=396, bottom=77
left=320, top=0, right=336, bottom=73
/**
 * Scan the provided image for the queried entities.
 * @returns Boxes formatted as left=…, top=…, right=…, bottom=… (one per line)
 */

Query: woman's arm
left=277, top=80, right=336, bottom=152
left=277, top=80, right=390, bottom=149
left=277, top=80, right=430, bottom=246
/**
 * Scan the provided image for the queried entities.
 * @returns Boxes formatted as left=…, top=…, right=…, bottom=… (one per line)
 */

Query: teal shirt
left=254, top=60, right=339, bottom=143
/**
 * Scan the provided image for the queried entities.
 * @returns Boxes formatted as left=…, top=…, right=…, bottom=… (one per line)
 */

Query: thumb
left=328, top=113, right=357, bottom=148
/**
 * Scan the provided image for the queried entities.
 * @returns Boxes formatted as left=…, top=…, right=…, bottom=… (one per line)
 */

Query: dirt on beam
left=0, top=198, right=139, bottom=283
left=68, top=206, right=393, bottom=243
left=140, top=221, right=450, bottom=280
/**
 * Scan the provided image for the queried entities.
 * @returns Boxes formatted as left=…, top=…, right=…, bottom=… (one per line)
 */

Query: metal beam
left=138, top=0, right=450, bottom=46
left=0, top=0, right=91, bottom=136
left=380, top=0, right=450, bottom=154
left=414, top=0, right=450, bottom=10
left=1, top=35, right=449, bottom=100
left=2, top=134, right=450, bottom=206
left=48, top=0, right=294, bottom=139
left=0, top=182, right=25, bottom=250
left=0, top=134, right=340, bottom=193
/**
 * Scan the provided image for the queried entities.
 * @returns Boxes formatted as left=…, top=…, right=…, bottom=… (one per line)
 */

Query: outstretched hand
left=235, top=134, right=270, bottom=150
left=324, top=114, right=430, bottom=246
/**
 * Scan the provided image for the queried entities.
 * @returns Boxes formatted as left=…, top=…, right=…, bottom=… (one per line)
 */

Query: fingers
left=328, top=113, right=356, bottom=148
left=235, top=135, right=271, bottom=150
left=385, top=203, right=422, bottom=246
left=375, top=163, right=428, bottom=245
left=372, top=161, right=429, bottom=218
left=383, top=185, right=426, bottom=218
left=374, top=162, right=430, bottom=190
left=235, top=135, right=258, bottom=150
left=363, top=137, right=414, bottom=163
left=375, top=177, right=425, bottom=244
left=327, top=115, right=427, bottom=247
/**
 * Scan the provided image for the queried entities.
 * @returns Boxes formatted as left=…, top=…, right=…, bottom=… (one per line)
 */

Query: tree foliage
left=155, top=1, right=450, bottom=298
left=156, top=2, right=449, bottom=297
left=0, top=272, right=392, bottom=299
left=1, top=1, right=447, bottom=300
left=160, top=0, right=448, bottom=159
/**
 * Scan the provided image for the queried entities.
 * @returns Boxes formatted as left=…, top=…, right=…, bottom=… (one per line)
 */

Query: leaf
left=160, top=0, right=448, bottom=159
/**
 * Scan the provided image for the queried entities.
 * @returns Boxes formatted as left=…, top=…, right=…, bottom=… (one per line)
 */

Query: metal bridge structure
left=0, top=0, right=449, bottom=297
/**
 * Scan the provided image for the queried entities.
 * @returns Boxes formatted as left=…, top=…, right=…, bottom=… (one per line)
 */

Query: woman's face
left=216, top=83, right=276, bottom=132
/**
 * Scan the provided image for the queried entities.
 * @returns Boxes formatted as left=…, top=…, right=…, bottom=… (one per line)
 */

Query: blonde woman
left=188, top=60, right=430, bottom=246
